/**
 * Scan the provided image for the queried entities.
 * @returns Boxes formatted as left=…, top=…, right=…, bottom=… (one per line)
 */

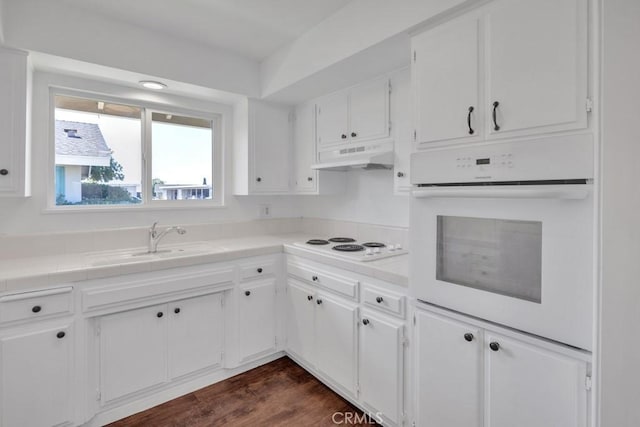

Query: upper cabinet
left=412, top=0, right=589, bottom=147
left=412, top=14, right=482, bottom=145
left=316, top=77, right=390, bottom=148
left=292, top=102, right=318, bottom=193
left=233, top=99, right=291, bottom=195
left=390, top=67, right=412, bottom=194
left=0, top=47, right=31, bottom=198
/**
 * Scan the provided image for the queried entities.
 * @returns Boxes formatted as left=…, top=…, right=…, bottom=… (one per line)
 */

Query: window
left=52, top=93, right=220, bottom=208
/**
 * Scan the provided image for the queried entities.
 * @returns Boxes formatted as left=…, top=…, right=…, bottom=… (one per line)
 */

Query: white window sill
left=43, top=202, right=225, bottom=214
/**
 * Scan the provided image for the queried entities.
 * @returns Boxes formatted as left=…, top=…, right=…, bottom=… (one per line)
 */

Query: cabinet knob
left=256, top=177, right=262, bottom=182
left=245, top=290, right=251, bottom=296
left=257, top=267, right=263, bottom=273
left=362, top=318, right=370, bottom=326
left=307, top=295, right=313, bottom=301
left=56, top=331, right=66, bottom=339
left=307, top=177, right=313, bottom=182
left=174, top=308, right=181, bottom=314
left=464, top=333, right=474, bottom=342
left=351, top=132, right=357, bottom=138
left=157, top=312, right=164, bottom=318
left=312, top=275, right=318, bottom=281
left=489, top=341, right=500, bottom=352
left=32, top=305, right=42, bottom=313
left=396, top=172, right=405, bottom=178
left=0, top=169, right=8, bottom=176
left=375, top=296, right=384, bottom=303
left=316, top=299, right=323, bottom=305
left=341, top=134, right=347, bottom=139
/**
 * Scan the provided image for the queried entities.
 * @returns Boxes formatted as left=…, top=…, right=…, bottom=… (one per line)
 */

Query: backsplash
left=0, top=217, right=408, bottom=260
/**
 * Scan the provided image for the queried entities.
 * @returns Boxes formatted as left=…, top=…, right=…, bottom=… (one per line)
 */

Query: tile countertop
left=0, top=233, right=408, bottom=294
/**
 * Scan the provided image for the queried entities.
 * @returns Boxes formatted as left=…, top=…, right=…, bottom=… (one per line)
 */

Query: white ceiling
left=59, top=0, right=352, bottom=61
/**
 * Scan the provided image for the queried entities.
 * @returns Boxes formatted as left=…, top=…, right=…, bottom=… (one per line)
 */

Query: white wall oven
left=409, top=135, right=594, bottom=350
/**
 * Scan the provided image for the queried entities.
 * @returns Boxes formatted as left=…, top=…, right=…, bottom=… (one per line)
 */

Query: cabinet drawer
left=287, top=262, right=358, bottom=299
left=0, top=287, right=73, bottom=323
left=362, top=286, right=404, bottom=318
left=239, top=257, right=278, bottom=281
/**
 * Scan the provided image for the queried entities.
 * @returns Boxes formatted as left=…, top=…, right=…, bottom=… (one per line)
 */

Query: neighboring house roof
left=55, top=120, right=112, bottom=166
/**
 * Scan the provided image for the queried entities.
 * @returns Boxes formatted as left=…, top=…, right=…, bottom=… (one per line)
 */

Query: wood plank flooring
left=107, top=356, right=378, bottom=427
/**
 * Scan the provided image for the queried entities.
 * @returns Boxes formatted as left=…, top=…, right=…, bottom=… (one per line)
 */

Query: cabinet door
left=316, top=91, right=349, bottom=147
left=250, top=101, right=291, bottom=193
left=1, top=324, right=73, bottom=427
left=391, top=68, right=412, bottom=193
left=349, top=77, right=390, bottom=143
left=485, top=0, right=587, bottom=137
left=168, top=293, right=224, bottom=379
left=293, top=103, right=317, bottom=192
left=0, top=47, right=28, bottom=197
left=238, top=279, right=277, bottom=362
left=315, top=293, right=358, bottom=396
left=412, top=14, right=481, bottom=145
left=485, top=332, right=587, bottom=427
left=359, top=311, right=403, bottom=425
left=100, top=304, right=167, bottom=403
left=415, top=310, right=483, bottom=427
left=286, top=280, right=316, bottom=365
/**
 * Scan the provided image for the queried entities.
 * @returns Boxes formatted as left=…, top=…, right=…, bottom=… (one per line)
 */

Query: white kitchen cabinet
left=485, top=0, right=588, bottom=138
left=99, top=304, right=168, bottom=403
left=168, top=293, right=224, bottom=379
left=250, top=100, right=292, bottom=193
left=316, top=91, right=349, bottom=147
left=315, top=292, right=358, bottom=396
left=414, top=307, right=589, bottom=427
left=292, top=102, right=318, bottom=192
left=100, top=292, right=225, bottom=403
left=286, top=279, right=316, bottom=366
left=349, top=76, right=390, bottom=143
left=316, top=77, right=390, bottom=148
left=233, top=99, right=291, bottom=195
left=0, top=46, right=31, bottom=197
left=411, top=0, right=588, bottom=146
left=238, top=279, right=277, bottom=362
left=415, top=310, right=482, bottom=427
left=390, top=67, right=412, bottom=193
left=485, top=332, right=588, bottom=427
left=412, top=14, right=481, bottom=145
left=0, top=323, right=74, bottom=427
left=359, top=310, right=404, bottom=426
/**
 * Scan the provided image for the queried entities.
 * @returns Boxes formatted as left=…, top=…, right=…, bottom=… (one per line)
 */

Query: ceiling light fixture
left=139, top=80, right=167, bottom=90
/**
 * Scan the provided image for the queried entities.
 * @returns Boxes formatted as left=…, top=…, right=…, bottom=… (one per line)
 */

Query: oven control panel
left=410, top=133, right=594, bottom=185
left=456, top=153, right=514, bottom=169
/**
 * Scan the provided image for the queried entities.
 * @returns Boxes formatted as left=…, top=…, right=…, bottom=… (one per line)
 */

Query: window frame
left=48, top=87, right=224, bottom=210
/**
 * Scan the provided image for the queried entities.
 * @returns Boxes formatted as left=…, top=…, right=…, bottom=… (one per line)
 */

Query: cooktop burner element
left=306, top=239, right=330, bottom=245
left=328, top=237, right=357, bottom=243
left=362, top=242, right=386, bottom=248
left=332, top=244, right=365, bottom=252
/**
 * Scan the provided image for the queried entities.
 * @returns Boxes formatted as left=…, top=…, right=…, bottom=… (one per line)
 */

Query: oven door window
left=436, top=216, right=542, bottom=303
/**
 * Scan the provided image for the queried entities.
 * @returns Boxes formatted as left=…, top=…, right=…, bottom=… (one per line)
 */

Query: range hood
left=312, top=141, right=394, bottom=171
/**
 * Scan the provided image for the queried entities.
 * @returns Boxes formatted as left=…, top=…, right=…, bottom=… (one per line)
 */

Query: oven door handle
left=411, top=185, right=590, bottom=200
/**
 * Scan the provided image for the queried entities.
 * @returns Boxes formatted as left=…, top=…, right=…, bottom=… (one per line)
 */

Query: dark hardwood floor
left=107, top=357, right=377, bottom=427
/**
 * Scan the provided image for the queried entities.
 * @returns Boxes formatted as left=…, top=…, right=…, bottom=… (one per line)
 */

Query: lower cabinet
left=0, top=322, right=74, bottom=427
left=359, top=310, right=404, bottom=426
left=238, top=278, right=277, bottom=362
left=315, top=292, right=358, bottom=396
left=286, top=279, right=316, bottom=365
left=415, top=308, right=589, bottom=427
left=99, top=293, right=224, bottom=404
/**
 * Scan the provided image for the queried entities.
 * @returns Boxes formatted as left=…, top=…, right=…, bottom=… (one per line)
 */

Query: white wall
left=599, top=0, right=640, bottom=425
left=0, top=0, right=5, bottom=44
left=2, top=0, right=260, bottom=97
left=299, top=169, right=409, bottom=228
left=260, top=0, right=475, bottom=97
left=0, top=71, right=301, bottom=235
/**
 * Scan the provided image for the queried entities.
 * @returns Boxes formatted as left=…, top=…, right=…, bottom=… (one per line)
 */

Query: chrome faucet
left=148, top=222, right=187, bottom=253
